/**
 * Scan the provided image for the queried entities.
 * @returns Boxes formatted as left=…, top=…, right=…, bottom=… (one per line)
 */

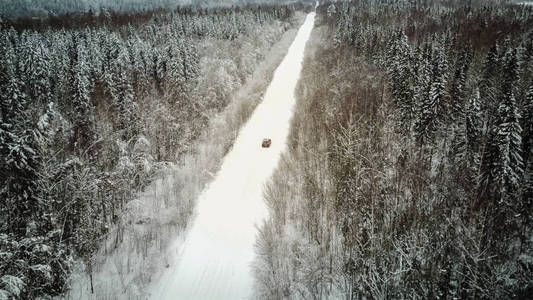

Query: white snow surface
left=148, top=11, right=316, bottom=300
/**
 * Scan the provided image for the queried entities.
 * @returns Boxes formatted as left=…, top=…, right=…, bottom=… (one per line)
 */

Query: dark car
left=262, top=138, right=272, bottom=148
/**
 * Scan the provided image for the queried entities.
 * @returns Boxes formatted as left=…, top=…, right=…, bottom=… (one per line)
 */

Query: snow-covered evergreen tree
left=0, top=35, right=39, bottom=236
left=181, top=39, right=199, bottom=81
left=415, top=41, right=448, bottom=145
left=19, top=35, right=52, bottom=106
left=522, top=84, right=533, bottom=164
left=495, top=91, right=523, bottom=200
left=450, top=46, right=472, bottom=118
left=480, top=43, right=501, bottom=128
left=481, top=47, right=524, bottom=203
left=521, top=151, right=533, bottom=225
left=387, top=30, right=415, bottom=132
left=69, top=34, right=96, bottom=148
left=85, top=30, right=103, bottom=82
left=167, top=38, right=186, bottom=96
left=113, top=49, right=139, bottom=140
left=455, top=87, right=482, bottom=173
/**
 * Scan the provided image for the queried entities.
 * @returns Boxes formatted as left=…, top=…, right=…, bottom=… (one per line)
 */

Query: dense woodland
left=0, top=4, right=297, bottom=298
left=0, top=0, right=294, bottom=19
left=255, top=0, right=533, bottom=298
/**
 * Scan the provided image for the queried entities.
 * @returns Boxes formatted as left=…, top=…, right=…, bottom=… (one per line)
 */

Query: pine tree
left=522, top=30, right=533, bottom=66
left=113, top=49, right=139, bottom=140
left=48, top=31, right=72, bottom=109
left=0, top=36, right=40, bottom=236
left=167, top=38, right=186, bottom=96
left=23, top=37, right=52, bottom=105
left=413, top=42, right=432, bottom=118
left=99, top=31, right=122, bottom=94
left=125, top=38, right=142, bottom=96
left=521, top=153, right=533, bottom=226
left=415, top=41, right=448, bottom=145
left=450, top=45, right=472, bottom=118
left=69, top=35, right=95, bottom=148
left=465, top=89, right=482, bottom=155
left=501, top=47, right=520, bottom=98
left=481, top=48, right=524, bottom=203
left=495, top=91, right=523, bottom=201
left=156, top=47, right=168, bottom=92
left=387, top=30, right=415, bottom=132
left=182, top=39, right=199, bottom=81
left=85, top=30, right=103, bottom=82
left=480, top=43, right=500, bottom=129
left=150, top=46, right=165, bottom=93
left=455, top=88, right=482, bottom=172
left=523, top=84, right=533, bottom=164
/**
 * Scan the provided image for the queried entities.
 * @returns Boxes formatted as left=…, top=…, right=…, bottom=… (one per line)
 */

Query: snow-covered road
left=149, top=11, right=315, bottom=300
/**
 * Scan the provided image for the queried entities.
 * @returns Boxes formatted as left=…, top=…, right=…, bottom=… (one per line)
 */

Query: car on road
left=262, top=138, right=271, bottom=148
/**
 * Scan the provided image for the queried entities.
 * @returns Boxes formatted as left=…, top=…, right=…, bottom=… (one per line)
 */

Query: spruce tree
left=182, top=39, right=199, bottom=81
left=465, top=88, right=482, bottom=155
left=0, top=35, right=40, bottom=236
left=521, top=152, right=533, bottom=227
left=481, top=48, right=524, bottom=203
left=415, top=41, right=448, bottom=145
left=480, top=43, right=500, bottom=129
left=24, top=38, right=52, bottom=105
left=167, top=38, right=186, bottom=96
left=113, top=49, right=139, bottom=140
left=70, top=35, right=95, bottom=149
left=501, top=47, right=520, bottom=98
left=495, top=91, right=523, bottom=200
left=450, top=46, right=472, bottom=118
left=455, top=88, right=482, bottom=172
left=522, top=84, right=533, bottom=164
left=387, top=30, right=415, bottom=132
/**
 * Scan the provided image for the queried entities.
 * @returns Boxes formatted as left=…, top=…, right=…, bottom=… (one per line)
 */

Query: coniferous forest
left=255, top=0, right=533, bottom=299
left=2, top=0, right=533, bottom=299
left=0, top=3, right=300, bottom=298
left=0, top=0, right=292, bottom=19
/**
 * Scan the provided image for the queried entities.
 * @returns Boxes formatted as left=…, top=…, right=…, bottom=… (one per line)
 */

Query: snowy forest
left=0, top=3, right=300, bottom=298
left=0, top=0, right=294, bottom=19
left=254, top=0, right=533, bottom=299
left=2, top=0, right=533, bottom=299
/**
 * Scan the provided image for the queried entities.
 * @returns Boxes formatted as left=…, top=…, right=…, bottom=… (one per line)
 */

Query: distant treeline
left=1, top=3, right=298, bottom=32
left=0, top=0, right=298, bottom=19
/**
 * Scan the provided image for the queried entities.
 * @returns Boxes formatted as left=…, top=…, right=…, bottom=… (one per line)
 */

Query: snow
left=148, top=11, right=316, bottom=300
left=0, top=276, right=25, bottom=298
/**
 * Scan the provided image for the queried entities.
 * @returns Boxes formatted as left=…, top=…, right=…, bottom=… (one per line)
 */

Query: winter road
left=149, top=10, right=316, bottom=300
